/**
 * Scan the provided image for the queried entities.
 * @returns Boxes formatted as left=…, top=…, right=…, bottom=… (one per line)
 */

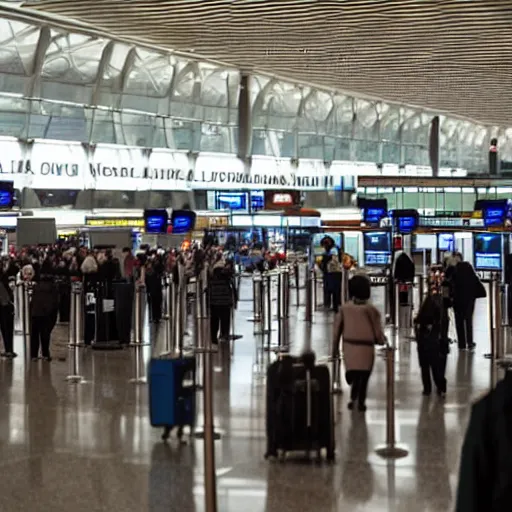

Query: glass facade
left=357, top=186, right=512, bottom=213
left=0, top=14, right=509, bottom=172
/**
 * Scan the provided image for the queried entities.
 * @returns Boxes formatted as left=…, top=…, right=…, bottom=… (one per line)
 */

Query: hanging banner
left=0, top=138, right=455, bottom=192
left=193, top=155, right=334, bottom=190
left=145, top=149, right=191, bottom=191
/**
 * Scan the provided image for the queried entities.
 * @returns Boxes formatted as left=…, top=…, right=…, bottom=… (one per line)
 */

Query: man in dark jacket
left=456, top=371, right=512, bottom=511
left=452, top=261, right=486, bottom=350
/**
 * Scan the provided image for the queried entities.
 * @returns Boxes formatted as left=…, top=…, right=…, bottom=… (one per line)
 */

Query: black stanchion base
left=247, top=317, right=262, bottom=323
left=484, top=353, right=493, bottom=359
left=332, top=384, right=343, bottom=395
left=375, top=444, right=409, bottom=459
left=193, top=430, right=222, bottom=441
left=228, top=334, right=243, bottom=341
left=91, top=342, right=124, bottom=351
left=129, top=377, right=147, bottom=385
left=66, top=375, right=87, bottom=384
left=129, top=342, right=150, bottom=347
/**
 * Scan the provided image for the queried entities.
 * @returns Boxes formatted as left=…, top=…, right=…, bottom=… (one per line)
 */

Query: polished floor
left=0, top=278, right=505, bottom=511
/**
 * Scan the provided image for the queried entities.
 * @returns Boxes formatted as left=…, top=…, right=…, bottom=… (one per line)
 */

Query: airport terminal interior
left=1, top=1, right=512, bottom=511
left=0, top=282, right=504, bottom=512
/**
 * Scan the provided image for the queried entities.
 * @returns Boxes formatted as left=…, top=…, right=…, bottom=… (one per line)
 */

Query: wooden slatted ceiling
left=20, top=0, right=512, bottom=126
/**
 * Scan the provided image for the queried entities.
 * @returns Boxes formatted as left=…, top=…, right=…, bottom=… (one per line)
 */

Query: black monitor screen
left=144, top=209, right=168, bottom=234
left=397, top=216, right=417, bottom=234
left=171, top=210, right=196, bottom=234
left=438, top=233, right=455, bottom=252
left=0, top=181, right=14, bottom=209
left=251, top=190, right=265, bottom=211
left=364, top=207, right=386, bottom=225
left=215, top=192, right=247, bottom=211
left=474, top=233, right=502, bottom=270
left=364, top=232, right=391, bottom=266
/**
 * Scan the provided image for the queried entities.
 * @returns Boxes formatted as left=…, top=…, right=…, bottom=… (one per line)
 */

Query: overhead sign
left=264, top=190, right=301, bottom=210
left=0, top=138, right=478, bottom=193
left=85, top=217, right=144, bottom=228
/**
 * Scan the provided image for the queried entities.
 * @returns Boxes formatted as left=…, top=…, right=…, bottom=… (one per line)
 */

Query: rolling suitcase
left=266, top=353, right=335, bottom=461
left=149, top=356, right=196, bottom=441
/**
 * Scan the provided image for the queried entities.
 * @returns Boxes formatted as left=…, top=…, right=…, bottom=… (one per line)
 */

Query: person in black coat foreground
left=456, top=371, right=512, bottom=511
left=450, top=261, right=486, bottom=351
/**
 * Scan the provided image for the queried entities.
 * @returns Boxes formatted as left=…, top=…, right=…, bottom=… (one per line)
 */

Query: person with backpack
left=324, top=254, right=342, bottom=313
left=333, top=274, right=386, bottom=412
left=451, top=260, right=486, bottom=351
left=414, top=293, right=447, bottom=397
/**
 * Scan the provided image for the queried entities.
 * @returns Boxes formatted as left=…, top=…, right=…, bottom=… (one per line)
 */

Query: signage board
left=85, top=217, right=144, bottom=228
left=264, top=190, right=301, bottom=210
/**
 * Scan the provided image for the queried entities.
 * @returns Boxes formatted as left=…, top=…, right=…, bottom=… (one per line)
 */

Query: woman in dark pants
left=414, top=294, right=447, bottom=397
left=208, top=257, right=235, bottom=345
left=30, top=262, right=59, bottom=361
left=145, top=259, right=163, bottom=323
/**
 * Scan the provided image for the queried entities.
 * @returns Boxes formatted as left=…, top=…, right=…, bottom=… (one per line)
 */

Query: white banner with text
left=0, top=138, right=455, bottom=192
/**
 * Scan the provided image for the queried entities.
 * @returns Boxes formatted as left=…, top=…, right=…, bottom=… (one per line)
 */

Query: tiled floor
left=0, top=278, right=505, bottom=511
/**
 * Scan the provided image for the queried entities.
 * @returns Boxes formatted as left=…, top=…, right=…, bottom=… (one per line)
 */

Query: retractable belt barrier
left=132, top=283, right=147, bottom=346
left=375, top=346, right=409, bottom=459
left=67, top=281, right=86, bottom=384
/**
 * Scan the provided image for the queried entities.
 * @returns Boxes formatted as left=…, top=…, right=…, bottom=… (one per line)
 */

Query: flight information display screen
left=144, top=209, right=168, bottom=234
left=474, top=233, right=502, bottom=270
left=364, top=231, right=391, bottom=266
left=438, top=233, right=455, bottom=252
left=215, top=192, right=247, bottom=211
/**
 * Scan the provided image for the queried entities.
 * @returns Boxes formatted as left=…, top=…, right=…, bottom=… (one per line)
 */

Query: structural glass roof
left=13, top=0, right=512, bottom=127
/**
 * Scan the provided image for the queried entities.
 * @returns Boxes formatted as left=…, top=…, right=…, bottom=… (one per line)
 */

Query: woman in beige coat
left=333, top=274, right=386, bottom=412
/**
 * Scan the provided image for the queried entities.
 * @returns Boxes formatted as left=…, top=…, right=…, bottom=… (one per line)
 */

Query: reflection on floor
left=0, top=279, right=505, bottom=511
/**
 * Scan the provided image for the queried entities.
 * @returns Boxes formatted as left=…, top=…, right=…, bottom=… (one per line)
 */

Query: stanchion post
left=394, top=281, right=400, bottom=329
left=503, top=283, right=510, bottom=327
left=202, top=318, right=218, bottom=512
left=331, top=337, right=342, bottom=395
left=495, top=275, right=504, bottom=360
left=194, top=270, right=220, bottom=512
left=340, top=268, right=347, bottom=307
left=313, top=269, right=318, bottom=310
left=282, top=267, right=290, bottom=319
left=22, top=282, right=31, bottom=361
left=131, top=283, right=148, bottom=346
left=265, top=273, right=272, bottom=347
left=375, top=346, right=408, bottom=459
left=294, top=262, right=300, bottom=307
left=305, top=271, right=313, bottom=323
left=418, top=275, right=425, bottom=308
left=485, top=279, right=496, bottom=359
left=277, top=271, right=282, bottom=348
left=66, top=281, right=86, bottom=384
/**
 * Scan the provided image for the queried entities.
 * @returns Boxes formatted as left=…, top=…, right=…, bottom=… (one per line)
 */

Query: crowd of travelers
left=0, top=240, right=242, bottom=359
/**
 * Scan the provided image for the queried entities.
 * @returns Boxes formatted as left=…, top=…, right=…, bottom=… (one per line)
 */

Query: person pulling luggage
left=333, top=274, right=386, bottom=412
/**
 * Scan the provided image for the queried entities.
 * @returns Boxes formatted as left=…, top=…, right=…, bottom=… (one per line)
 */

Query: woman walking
left=333, top=274, right=386, bottom=412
